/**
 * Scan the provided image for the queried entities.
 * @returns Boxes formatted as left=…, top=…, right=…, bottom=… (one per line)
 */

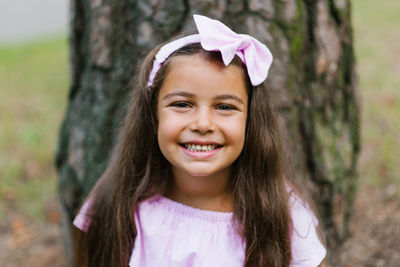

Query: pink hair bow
left=148, top=14, right=273, bottom=87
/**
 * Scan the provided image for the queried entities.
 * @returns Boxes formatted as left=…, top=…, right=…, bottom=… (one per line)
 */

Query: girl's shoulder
left=289, top=192, right=319, bottom=233
left=288, top=192, right=327, bottom=266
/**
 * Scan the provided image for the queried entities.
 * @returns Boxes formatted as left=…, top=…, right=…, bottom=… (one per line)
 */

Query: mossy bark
left=56, top=0, right=359, bottom=265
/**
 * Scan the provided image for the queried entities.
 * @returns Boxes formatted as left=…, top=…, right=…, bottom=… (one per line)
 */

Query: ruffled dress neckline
left=129, top=194, right=245, bottom=267
left=154, top=194, right=234, bottom=222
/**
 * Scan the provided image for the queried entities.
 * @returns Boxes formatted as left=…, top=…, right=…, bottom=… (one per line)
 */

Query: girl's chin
left=176, top=165, right=231, bottom=178
left=183, top=169, right=217, bottom=177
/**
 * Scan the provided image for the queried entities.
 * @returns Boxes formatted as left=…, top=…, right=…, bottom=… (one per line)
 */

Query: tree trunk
left=56, top=0, right=359, bottom=265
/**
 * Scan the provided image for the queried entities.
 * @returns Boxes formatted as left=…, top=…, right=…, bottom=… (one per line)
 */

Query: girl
left=73, top=15, right=326, bottom=267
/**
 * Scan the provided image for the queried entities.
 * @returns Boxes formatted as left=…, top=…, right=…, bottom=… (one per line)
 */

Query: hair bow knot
left=148, top=14, right=273, bottom=87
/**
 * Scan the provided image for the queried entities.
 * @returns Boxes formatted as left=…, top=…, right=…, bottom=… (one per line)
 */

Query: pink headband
left=147, top=14, right=273, bottom=87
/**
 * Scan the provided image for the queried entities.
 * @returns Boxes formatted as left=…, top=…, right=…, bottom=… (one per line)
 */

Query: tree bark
left=56, top=0, right=359, bottom=265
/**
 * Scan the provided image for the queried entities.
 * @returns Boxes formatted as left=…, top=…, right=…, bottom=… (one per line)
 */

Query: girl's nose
left=189, top=108, right=215, bottom=134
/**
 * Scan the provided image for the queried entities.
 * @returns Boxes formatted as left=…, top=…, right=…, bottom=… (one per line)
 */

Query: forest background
left=0, top=0, right=399, bottom=266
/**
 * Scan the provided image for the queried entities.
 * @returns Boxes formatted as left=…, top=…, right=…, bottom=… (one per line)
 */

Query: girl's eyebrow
left=162, top=91, right=194, bottom=101
left=215, top=94, right=245, bottom=106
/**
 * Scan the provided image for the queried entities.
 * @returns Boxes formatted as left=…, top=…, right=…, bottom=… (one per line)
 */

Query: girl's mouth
left=181, top=143, right=222, bottom=152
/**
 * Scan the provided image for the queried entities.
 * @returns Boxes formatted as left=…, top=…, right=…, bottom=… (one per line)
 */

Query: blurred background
left=0, top=0, right=68, bottom=266
left=0, top=0, right=398, bottom=266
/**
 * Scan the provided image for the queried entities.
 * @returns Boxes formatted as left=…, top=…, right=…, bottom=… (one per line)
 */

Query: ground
left=340, top=183, right=400, bottom=266
left=0, top=179, right=399, bottom=266
left=0, top=197, right=66, bottom=267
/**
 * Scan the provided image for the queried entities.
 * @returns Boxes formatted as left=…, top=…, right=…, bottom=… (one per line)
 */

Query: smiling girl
left=73, top=15, right=326, bottom=267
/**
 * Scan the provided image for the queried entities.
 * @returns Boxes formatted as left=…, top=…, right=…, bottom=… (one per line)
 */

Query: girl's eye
left=171, top=102, right=191, bottom=108
left=216, top=104, right=236, bottom=111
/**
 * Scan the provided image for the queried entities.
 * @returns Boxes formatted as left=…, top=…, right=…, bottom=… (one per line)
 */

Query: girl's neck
left=164, top=167, right=233, bottom=212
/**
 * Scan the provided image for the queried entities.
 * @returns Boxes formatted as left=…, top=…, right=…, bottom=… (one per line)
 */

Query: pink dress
left=74, top=194, right=326, bottom=266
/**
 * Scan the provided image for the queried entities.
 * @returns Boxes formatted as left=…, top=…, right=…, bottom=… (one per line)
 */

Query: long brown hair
left=73, top=40, right=292, bottom=266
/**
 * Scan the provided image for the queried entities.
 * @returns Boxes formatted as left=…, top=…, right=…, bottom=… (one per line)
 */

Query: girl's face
left=157, top=54, right=248, bottom=179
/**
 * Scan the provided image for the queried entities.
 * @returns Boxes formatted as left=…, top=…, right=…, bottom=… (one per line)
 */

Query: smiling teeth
left=184, top=144, right=218, bottom=152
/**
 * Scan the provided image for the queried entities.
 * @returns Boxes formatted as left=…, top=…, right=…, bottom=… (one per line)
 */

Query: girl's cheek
left=219, top=117, right=246, bottom=140
left=160, top=112, right=187, bottom=126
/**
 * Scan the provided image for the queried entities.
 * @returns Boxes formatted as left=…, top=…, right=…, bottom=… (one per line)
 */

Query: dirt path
left=0, top=0, right=68, bottom=44
left=0, top=199, right=66, bottom=267
left=339, top=183, right=400, bottom=266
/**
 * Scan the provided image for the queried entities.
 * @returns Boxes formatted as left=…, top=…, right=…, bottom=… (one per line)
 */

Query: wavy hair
left=73, top=40, right=292, bottom=266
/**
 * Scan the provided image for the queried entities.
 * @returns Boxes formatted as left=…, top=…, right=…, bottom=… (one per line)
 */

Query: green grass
left=353, top=0, right=400, bottom=187
left=0, top=35, right=69, bottom=220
